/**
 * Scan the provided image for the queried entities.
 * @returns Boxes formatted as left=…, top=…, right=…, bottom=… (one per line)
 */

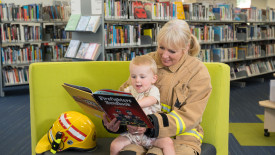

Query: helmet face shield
left=35, top=111, right=97, bottom=154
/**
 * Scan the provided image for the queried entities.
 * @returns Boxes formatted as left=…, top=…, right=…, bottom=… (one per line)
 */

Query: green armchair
left=30, top=61, right=230, bottom=155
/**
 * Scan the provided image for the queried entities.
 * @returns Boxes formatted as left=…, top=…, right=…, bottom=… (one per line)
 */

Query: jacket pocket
left=174, top=82, right=189, bottom=109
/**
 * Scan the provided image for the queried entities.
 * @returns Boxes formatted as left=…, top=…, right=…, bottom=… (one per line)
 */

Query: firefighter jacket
left=119, top=52, right=212, bottom=153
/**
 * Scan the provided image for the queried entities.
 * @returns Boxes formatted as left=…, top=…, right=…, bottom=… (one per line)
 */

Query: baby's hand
left=127, top=125, right=146, bottom=135
left=137, top=127, right=146, bottom=134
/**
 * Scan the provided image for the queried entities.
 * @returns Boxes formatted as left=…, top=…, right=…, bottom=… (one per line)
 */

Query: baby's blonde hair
left=130, top=55, right=157, bottom=75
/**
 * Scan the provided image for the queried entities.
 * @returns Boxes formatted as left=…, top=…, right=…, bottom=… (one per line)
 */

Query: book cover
left=144, top=2, right=153, bottom=19
left=86, top=16, right=101, bottom=33
left=64, top=40, right=81, bottom=58
left=174, top=1, right=185, bottom=20
left=233, top=7, right=241, bottom=21
left=133, top=1, right=147, bottom=19
left=212, top=8, right=221, bottom=20
left=84, top=43, right=101, bottom=60
left=75, top=42, right=90, bottom=59
left=65, top=14, right=81, bottom=31
left=62, top=83, right=154, bottom=128
left=76, top=16, right=91, bottom=31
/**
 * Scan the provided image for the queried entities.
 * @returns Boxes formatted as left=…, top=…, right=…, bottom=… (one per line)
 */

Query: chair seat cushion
left=201, top=143, right=216, bottom=155
left=40, top=138, right=216, bottom=155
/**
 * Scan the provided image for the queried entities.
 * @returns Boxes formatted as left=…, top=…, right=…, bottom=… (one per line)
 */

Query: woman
left=103, top=19, right=212, bottom=155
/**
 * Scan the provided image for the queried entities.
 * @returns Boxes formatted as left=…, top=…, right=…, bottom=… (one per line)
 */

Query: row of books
left=242, top=7, right=275, bottom=22
left=191, top=24, right=235, bottom=42
left=230, top=59, right=275, bottom=79
left=103, top=1, right=275, bottom=22
left=65, top=40, right=101, bottom=60
left=102, top=22, right=275, bottom=48
left=1, top=23, right=41, bottom=43
left=1, top=45, right=43, bottom=65
left=0, top=2, right=70, bottom=21
left=43, top=44, right=69, bottom=61
left=236, top=25, right=275, bottom=41
left=104, top=23, right=159, bottom=47
left=65, top=15, right=101, bottom=33
left=105, top=0, right=186, bottom=20
left=1, top=43, right=69, bottom=64
left=2, top=66, right=29, bottom=85
left=191, top=24, right=275, bottom=43
left=104, top=47, right=156, bottom=61
left=104, top=1, right=243, bottom=21
left=43, top=24, right=72, bottom=41
left=0, top=23, right=72, bottom=43
left=198, top=42, right=275, bottom=63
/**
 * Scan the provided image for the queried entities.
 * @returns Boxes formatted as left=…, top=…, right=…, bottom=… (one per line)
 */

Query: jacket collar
left=155, top=52, right=188, bottom=73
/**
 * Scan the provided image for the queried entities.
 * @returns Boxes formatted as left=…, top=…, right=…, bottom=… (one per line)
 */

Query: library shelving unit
left=66, top=0, right=185, bottom=62
left=0, top=2, right=71, bottom=96
left=67, top=0, right=275, bottom=86
left=183, top=4, right=275, bottom=86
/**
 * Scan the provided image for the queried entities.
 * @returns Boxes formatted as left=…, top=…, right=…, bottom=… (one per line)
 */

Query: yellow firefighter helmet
left=35, top=111, right=97, bottom=154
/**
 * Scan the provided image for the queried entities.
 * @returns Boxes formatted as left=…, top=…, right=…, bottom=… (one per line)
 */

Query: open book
left=62, top=83, right=154, bottom=128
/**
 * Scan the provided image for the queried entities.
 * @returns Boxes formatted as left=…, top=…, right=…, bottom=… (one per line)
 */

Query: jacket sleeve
left=146, top=65, right=212, bottom=138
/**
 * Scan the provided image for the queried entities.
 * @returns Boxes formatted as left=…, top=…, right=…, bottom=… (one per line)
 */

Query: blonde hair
left=130, top=55, right=157, bottom=75
left=157, top=19, right=200, bottom=56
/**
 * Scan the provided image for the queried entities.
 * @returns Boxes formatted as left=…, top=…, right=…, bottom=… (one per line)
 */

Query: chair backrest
left=29, top=61, right=229, bottom=155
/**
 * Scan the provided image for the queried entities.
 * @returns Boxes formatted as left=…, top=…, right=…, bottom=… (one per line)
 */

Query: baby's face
left=129, top=64, right=157, bottom=93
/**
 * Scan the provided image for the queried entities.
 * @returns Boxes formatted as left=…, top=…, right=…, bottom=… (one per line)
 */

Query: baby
left=110, top=55, right=175, bottom=155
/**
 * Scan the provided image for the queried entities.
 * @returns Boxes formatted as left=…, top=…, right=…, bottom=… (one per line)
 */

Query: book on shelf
left=212, top=7, right=220, bottom=20
left=65, top=14, right=81, bottom=31
left=64, top=40, right=81, bottom=58
left=62, top=83, right=154, bottom=128
left=133, top=1, right=147, bottom=19
left=75, top=42, right=90, bottom=59
left=76, top=16, right=91, bottom=31
left=143, top=2, right=153, bottom=19
left=83, top=43, right=101, bottom=60
left=183, top=3, right=192, bottom=20
left=86, top=16, right=101, bottom=33
left=174, top=1, right=185, bottom=20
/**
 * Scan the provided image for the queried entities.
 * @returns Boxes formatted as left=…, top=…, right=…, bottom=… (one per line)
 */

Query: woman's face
left=157, top=43, right=186, bottom=67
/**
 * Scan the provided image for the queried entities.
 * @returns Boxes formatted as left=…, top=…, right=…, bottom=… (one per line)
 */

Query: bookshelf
left=0, top=1, right=71, bottom=96
left=65, top=0, right=183, bottom=61
left=65, top=0, right=275, bottom=82
left=64, top=0, right=104, bottom=61
left=182, top=2, right=275, bottom=83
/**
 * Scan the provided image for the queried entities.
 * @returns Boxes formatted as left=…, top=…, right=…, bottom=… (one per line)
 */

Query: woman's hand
left=102, top=113, right=120, bottom=132
left=127, top=125, right=146, bottom=135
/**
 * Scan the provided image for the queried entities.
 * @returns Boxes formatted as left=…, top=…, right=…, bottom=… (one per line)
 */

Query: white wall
left=185, top=0, right=237, bottom=7
left=266, top=0, right=275, bottom=8
left=251, top=0, right=267, bottom=9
